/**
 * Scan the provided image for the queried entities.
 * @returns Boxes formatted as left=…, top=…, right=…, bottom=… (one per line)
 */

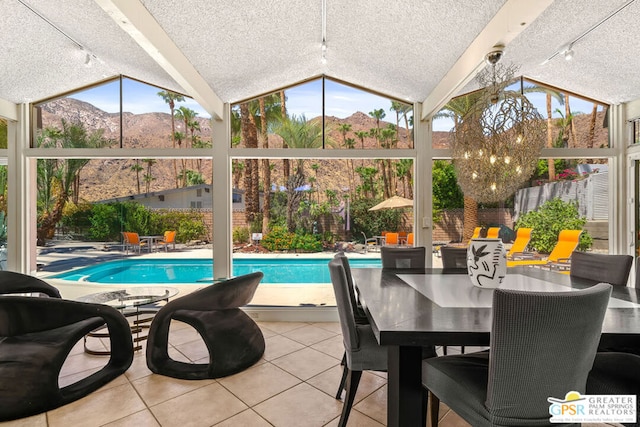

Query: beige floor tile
left=257, top=325, right=279, bottom=338
left=102, top=410, right=160, bottom=427
left=173, top=338, right=209, bottom=362
left=324, top=409, right=385, bottom=427
left=0, top=414, right=47, bottom=427
left=218, top=362, right=301, bottom=406
left=281, top=324, right=338, bottom=346
left=132, top=373, right=215, bottom=406
left=258, top=321, right=309, bottom=334
left=47, top=383, right=146, bottom=427
left=58, top=351, right=108, bottom=378
left=312, top=322, right=342, bottom=334
left=212, top=409, right=272, bottom=426
left=310, top=334, right=345, bottom=360
left=124, top=353, right=154, bottom=382
left=353, top=385, right=387, bottom=425
left=307, top=365, right=386, bottom=404
left=262, top=334, right=305, bottom=360
left=271, top=347, right=340, bottom=381
left=438, top=408, right=471, bottom=427
left=166, top=325, right=203, bottom=347
left=150, top=382, right=247, bottom=427
left=253, top=383, right=343, bottom=427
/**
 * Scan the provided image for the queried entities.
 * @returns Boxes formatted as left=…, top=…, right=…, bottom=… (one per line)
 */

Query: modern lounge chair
left=380, top=246, right=426, bottom=269
left=506, top=229, right=583, bottom=268
left=0, top=270, right=61, bottom=297
left=486, top=227, right=500, bottom=239
left=422, top=283, right=612, bottom=427
left=157, top=230, right=176, bottom=252
left=0, top=273, right=134, bottom=421
left=122, top=231, right=148, bottom=254
left=361, top=232, right=379, bottom=253
left=506, top=227, right=533, bottom=259
left=569, top=251, right=633, bottom=287
left=146, top=272, right=265, bottom=379
left=469, top=226, right=482, bottom=242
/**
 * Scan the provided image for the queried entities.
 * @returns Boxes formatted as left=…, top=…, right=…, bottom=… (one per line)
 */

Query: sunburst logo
left=548, top=391, right=636, bottom=424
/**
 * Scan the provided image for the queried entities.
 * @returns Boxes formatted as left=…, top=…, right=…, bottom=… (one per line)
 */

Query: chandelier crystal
left=451, top=52, right=546, bottom=203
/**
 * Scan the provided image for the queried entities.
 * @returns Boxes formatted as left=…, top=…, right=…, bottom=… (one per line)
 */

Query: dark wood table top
left=352, top=266, right=640, bottom=348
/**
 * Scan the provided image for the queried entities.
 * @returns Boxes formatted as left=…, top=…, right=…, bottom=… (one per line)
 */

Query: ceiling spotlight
left=564, top=45, right=574, bottom=61
left=84, top=52, right=92, bottom=67
left=485, top=46, right=504, bottom=66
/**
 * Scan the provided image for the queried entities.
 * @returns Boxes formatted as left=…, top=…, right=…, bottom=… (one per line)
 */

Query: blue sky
left=70, top=77, right=603, bottom=133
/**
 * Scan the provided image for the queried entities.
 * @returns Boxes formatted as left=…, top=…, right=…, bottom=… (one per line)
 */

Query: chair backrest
left=385, top=232, right=399, bottom=245
left=471, top=227, right=482, bottom=239
left=636, top=257, right=640, bottom=288
left=328, top=258, right=360, bottom=352
left=569, top=251, right=633, bottom=287
left=440, top=246, right=468, bottom=270
left=486, top=227, right=500, bottom=239
left=547, top=229, right=583, bottom=262
left=334, top=252, right=361, bottom=317
left=407, top=232, right=414, bottom=246
left=486, top=283, right=612, bottom=424
left=163, top=230, right=176, bottom=243
left=0, top=271, right=61, bottom=298
left=381, top=246, right=426, bottom=269
left=507, top=227, right=532, bottom=257
left=123, top=231, right=141, bottom=245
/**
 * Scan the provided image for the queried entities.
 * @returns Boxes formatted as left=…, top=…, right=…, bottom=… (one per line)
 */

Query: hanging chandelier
left=451, top=48, right=546, bottom=204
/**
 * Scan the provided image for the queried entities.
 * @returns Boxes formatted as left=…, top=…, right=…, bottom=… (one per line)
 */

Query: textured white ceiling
left=1, top=0, right=639, bottom=110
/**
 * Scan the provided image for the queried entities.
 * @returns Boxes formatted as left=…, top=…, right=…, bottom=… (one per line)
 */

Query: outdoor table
left=351, top=266, right=640, bottom=427
left=76, top=286, right=179, bottom=354
left=140, top=235, right=164, bottom=252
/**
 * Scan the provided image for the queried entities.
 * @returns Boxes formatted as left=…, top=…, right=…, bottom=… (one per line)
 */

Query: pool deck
left=36, top=240, right=443, bottom=306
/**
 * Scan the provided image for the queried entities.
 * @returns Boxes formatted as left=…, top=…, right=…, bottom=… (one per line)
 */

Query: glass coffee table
left=76, top=286, right=179, bottom=355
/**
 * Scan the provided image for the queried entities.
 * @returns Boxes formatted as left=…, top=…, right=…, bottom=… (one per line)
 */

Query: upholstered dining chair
left=146, top=272, right=265, bottom=379
left=587, top=352, right=640, bottom=419
left=440, top=245, right=468, bottom=270
left=380, top=246, right=426, bottom=269
left=328, top=258, right=390, bottom=427
left=0, top=274, right=134, bottom=421
left=422, top=283, right=612, bottom=427
left=569, top=251, right=633, bottom=287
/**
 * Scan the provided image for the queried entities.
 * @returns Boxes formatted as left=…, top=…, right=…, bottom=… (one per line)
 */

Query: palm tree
left=142, top=159, right=156, bottom=193
left=36, top=120, right=111, bottom=245
left=368, top=108, right=386, bottom=147
left=130, top=160, right=143, bottom=194
left=158, top=90, right=185, bottom=187
left=175, top=106, right=199, bottom=185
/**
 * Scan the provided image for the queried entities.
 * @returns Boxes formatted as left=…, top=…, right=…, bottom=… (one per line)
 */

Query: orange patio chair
left=506, top=228, right=533, bottom=259
left=384, top=232, right=400, bottom=246
left=507, top=229, right=583, bottom=268
left=122, top=232, right=148, bottom=254
left=406, top=232, right=414, bottom=246
left=157, top=230, right=176, bottom=252
left=486, top=227, right=500, bottom=239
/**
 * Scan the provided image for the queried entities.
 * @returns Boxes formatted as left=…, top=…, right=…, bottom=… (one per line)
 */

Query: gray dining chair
left=587, top=352, right=640, bottom=421
left=328, top=258, right=388, bottom=427
left=380, top=246, right=426, bottom=269
left=440, top=245, right=468, bottom=270
left=422, top=283, right=612, bottom=427
left=569, top=251, right=633, bottom=287
left=334, top=252, right=368, bottom=324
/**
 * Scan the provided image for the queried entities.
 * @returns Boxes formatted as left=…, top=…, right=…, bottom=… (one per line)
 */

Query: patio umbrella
left=368, top=195, right=413, bottom=211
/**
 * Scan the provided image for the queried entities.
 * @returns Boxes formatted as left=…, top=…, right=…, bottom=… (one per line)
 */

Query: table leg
left=387, top=345, right=424, bottom=427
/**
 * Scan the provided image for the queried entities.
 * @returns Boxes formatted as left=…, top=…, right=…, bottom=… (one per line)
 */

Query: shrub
left=261, top=226, right=294, bottom=251
left=514, top=198, right=592, bottom=253
left=291, top=233, right=322, bottom=252
left=233, top=226, right=250, bottom=244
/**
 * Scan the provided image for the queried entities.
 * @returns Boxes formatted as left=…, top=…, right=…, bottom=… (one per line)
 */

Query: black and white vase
left=467, top=238, right=507, bottom=288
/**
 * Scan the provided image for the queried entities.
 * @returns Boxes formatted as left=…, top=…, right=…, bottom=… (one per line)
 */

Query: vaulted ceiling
left=2, top=0, right=639, bottom=121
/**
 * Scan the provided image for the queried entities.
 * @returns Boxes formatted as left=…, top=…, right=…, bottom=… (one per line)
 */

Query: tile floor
left=0, top=321, right=473, bottom=427
left=0, top=321, right=625, bottom=427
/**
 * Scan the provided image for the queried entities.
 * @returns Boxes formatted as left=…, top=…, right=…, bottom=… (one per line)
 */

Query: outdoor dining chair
left=384, top=232, right=400, bottom=246
left=122, top=231, right=148, bottom=254
left=157, top=230, right=176, bottom=252
left=422, top=283, right=612, bottom=427
left=440, top=245, right=468, bottom=270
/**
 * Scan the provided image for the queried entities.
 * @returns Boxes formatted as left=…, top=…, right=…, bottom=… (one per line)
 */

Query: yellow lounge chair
left=507, top=229, right=582, bottom=268
left=486, top=227, right=500, bottom=239
left=506, top=228, right=533, bottom=259
left=467, top=227, right=482, bottom=245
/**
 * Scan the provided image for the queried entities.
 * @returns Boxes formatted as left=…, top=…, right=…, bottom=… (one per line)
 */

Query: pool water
left=50, top=258, right=382, bottom=284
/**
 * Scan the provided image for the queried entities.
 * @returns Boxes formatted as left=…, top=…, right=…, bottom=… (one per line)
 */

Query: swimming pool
left=50, top=257, right=382, bottom=284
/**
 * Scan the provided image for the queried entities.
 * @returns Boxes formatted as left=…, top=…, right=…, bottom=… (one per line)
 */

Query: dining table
left=351, top=266, right=640, bottom=427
